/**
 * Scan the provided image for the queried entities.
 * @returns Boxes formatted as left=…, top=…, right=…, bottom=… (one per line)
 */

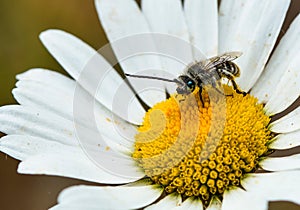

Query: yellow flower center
left=132, top=86, right=272, bottom=206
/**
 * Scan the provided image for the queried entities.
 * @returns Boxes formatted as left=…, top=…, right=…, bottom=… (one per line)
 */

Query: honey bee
left=125, top=52, right=245, bottom=103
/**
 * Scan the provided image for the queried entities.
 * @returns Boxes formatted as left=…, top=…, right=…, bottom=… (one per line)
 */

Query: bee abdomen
left=217, top=61, right=240, bottom=78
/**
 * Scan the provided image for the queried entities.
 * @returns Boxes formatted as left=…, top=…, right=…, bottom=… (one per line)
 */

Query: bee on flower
left=1, top=0, right=300, bottom=210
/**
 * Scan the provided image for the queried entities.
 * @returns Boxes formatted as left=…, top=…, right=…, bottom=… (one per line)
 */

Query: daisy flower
left=1, top=0, right=300, bottom=209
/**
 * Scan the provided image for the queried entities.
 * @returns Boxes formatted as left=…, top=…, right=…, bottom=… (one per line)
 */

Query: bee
left=176, top=51, right=245, bottom=95
left=125, top=52, right=245, bottom=103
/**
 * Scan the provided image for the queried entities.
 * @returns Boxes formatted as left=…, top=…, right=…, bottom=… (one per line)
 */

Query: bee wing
left=203, top=51, right=242, bottom=71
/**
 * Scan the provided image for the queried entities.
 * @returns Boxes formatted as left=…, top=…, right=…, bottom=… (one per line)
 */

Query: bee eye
left=177, top=75, right=195, bottom=94
left=187, top=80, right=195, bottom=91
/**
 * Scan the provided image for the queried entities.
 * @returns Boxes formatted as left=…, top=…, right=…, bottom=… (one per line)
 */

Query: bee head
left=176, top=75, right=196, bottom=94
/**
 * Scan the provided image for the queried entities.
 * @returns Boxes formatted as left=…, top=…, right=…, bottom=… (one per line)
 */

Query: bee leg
left=199, top=86, right=204, bottom=105
left=231, top=79, right=246, bottom=96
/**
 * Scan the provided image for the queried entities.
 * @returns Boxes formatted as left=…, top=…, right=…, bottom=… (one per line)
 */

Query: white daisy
left=1, top=0, right=300, bottom=210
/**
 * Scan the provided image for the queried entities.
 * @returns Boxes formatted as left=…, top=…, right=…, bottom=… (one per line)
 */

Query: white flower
left=1, top=0, right=300, bottom=210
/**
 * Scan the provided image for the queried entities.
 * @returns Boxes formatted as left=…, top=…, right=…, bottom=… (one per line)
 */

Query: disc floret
left=132, top=86, right=272, bottom=205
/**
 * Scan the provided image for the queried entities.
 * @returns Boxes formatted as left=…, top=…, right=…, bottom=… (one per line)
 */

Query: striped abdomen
left=216, top=61, right=240, bottom=79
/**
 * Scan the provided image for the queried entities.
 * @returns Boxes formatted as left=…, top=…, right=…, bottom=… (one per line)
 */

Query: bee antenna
left=125, top=73, right=182, bottom=85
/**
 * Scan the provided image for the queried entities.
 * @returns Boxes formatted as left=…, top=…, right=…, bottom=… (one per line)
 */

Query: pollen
left=132, top=86, right=272, bottom=205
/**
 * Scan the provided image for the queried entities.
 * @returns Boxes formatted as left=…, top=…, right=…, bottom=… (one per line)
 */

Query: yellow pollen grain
left=132, top=86, right=272, bottom=206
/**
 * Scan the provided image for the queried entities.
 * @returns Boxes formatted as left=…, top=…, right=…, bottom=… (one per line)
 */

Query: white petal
left=0, top=135, right=141, bottom=184
left=0, top=103, right=130, bottom=152
left=73, top=85, right=137, bottom=152
left=15, top=69, right=138, bottom=151
left=145, top=193, right=181, bottom=210
left=222, top=187, right=268, bottom=210
left=219, top=0, right=290, bottom=91
left=0, top=105, right=77, bottom=146
left=15, top=69, right=78, bottom=122
left=95, top=0, right=167, bottom=106
left=264, top=76, right=300, bottom=115
left=40, top=29, right=90, bottom=79
left=13, top=79, right=75, bottom=122
left=0, top=103, right=135, bottom=159
left=259, top=154, right=300, bottom=171
left=269, top=130, right=300, bottom=150
left=95, top=0, right=150, bottom=40
left=51, top=184, right=162, bottom=210
left=251, top=14, right=300, bottom=106
left=206, top=197, right=221, bottom=210
left=242, top=171, right=300, bottom=205
left=0, top=104, right=143, bottom=178
left=17, top=68, right=75, bottom=89
left=18, top=146, right=142, bottom=183
left=142, top=0, right=190, bottom=43
left=40, top=29, right=144, bottom=124
left=184, top=0, right=218, bottom=57
left=264, top=65, right=300, bottom=115
left=142, top=0, right=193, bottom=77
left=172, top=198, right=203, bottom=210
left=270, top=106, right=300, bottom=133
left=0, top=134, right=68, bottom=161
left=13, top=70, right=135, bottom=148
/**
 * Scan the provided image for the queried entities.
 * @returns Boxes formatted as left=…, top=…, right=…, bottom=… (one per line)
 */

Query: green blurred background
left=0, top=0, right=299, bottom=209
